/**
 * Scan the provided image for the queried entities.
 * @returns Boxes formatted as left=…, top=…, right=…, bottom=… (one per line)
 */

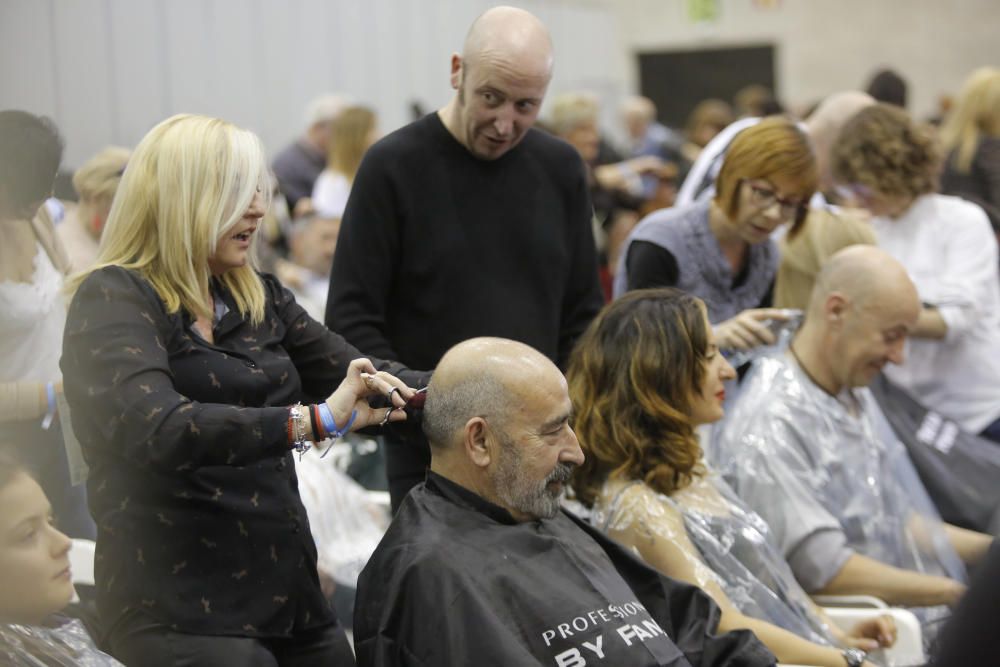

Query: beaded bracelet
left=289, top=403, right=309, bottom=455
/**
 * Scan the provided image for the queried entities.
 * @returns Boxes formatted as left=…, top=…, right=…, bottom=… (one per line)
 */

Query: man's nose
left=887, top=339, right=906, bottom=365
left=562, top=428, right=586, bottom=466
left=493, top=108, right=514, bottom=136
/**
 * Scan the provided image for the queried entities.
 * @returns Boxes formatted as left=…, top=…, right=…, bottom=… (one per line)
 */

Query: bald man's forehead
left=436, top=339, right=558, bottom=383
left=855, top=280, right=919, bottom=330
left=462, top=8, right=553, bottom=69
left=505, top=365, right=572, bottom=425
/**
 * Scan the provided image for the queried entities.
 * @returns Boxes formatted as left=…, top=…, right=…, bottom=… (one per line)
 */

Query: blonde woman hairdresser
left=62, top=114, right=429, bottom=666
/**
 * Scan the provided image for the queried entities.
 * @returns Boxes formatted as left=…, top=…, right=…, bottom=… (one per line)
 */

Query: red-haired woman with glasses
left=614, top=116, right=817, bottom=353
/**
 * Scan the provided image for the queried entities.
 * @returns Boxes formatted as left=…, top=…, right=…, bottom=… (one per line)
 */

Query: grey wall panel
left=49, top=0, right=116, bottom=164
left=0, top=0, right=58, bottom=118
left=3, top=0, right=624, bottom=168
left=106, top=0, right=168, bottom=150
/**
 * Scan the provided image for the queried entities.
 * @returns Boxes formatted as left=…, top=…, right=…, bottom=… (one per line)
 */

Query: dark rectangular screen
left=638, top=45, right=776, bottom=128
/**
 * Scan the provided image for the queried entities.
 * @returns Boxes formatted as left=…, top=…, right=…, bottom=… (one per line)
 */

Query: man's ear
left=449, top=53, right=462, bottom=90
left=463, top=417, right=492, bottom=468
left=826, top=293, right=849, bottom=327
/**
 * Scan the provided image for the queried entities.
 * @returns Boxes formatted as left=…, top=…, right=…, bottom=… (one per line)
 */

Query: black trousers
left=106, top=610, right=355, bottom=667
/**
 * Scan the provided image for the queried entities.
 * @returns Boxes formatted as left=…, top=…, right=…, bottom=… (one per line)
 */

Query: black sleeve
left=62, top=267, right=290, bottom=471
left=265, top=274, right=429, bottom=400
left=325, top=146, right=401, bottom=361
left=556, top=158, right=605, bottom=370
left=626, top=240, right=681, bottom=291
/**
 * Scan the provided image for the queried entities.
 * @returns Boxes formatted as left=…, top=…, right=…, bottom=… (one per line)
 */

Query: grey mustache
left=546, top=463, right=575, bottom=485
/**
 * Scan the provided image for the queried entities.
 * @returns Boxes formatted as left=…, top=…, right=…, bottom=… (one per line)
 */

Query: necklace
left=787, top=340, right=833, bottom=397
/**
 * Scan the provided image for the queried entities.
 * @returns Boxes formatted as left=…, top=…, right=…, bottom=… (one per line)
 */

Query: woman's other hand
left=713, top=308, right=791, bottom=351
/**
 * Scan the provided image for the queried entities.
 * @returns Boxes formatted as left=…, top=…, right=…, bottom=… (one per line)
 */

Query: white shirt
left=0, top=242, right=66, bottom=383
left=873, top=193, right=1000, bottom=433
left=311, top=170, right=351, bottom=219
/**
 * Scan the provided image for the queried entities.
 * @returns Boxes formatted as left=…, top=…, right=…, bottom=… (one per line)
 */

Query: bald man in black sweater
left=325, top=7, right=603, bottom=509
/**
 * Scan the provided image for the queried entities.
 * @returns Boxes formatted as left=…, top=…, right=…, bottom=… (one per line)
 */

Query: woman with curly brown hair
left=832, top=103, right=1000, bottom=442
left=568, top=289, right=894, bottom=667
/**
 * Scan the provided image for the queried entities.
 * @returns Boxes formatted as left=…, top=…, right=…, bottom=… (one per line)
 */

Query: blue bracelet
left=41, top=382, right=57, bottom=430
left=318, top=402, right=337, bottom=435
left=319, top=404, right=357, bottom=438
left=333, top=409, right=357, bottom=437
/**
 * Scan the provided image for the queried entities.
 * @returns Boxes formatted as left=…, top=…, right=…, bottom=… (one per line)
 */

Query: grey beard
left=495, top=461, right=575, bottom=520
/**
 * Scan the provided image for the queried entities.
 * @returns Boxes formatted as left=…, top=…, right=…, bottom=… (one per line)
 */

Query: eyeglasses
left=744, top=181, right=805, bottom=219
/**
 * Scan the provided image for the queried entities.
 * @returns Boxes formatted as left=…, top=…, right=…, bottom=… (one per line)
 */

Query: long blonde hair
left=66, top=114, right=270, bottom=323
left=940, top=67, right=1000, bottom=173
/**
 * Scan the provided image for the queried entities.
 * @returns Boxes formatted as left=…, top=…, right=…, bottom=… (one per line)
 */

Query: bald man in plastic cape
left=710, top=246, right=993, bottom=634
left=354, top=337, right=775, bottom=667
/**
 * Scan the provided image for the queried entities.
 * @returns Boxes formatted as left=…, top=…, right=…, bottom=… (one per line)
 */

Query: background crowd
left=2, top=3, right=1000, bottom=666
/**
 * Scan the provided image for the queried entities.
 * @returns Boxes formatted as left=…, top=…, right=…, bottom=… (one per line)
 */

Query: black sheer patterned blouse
left=61, top=266, right=428, bottom=638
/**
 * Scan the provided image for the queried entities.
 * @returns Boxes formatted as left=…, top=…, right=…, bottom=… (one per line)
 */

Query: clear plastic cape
left=708, top=349, right=967, bottom=635
left=0, top=618, right=122, bottom=666
left=591, top=474, right=837, bottom=647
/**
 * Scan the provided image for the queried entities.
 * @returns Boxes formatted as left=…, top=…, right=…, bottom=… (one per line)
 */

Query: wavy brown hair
left=831, top=103, right=939, bottom=200
left=569, top=289, right=708, bottom=508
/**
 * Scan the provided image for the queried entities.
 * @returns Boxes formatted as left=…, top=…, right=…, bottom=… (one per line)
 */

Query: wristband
left=318, top=402, right=337, bottom=436
left=334, top=409, right=358, bottom=437
left=308, top=404, right=324, bottom=441
left=319, top=403, right=356, bottom=438
left=41, top=382, right=57, bottom=430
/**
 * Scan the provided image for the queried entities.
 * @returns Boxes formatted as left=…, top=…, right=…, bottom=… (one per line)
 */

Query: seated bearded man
left=354, top=337, right=776, bottom=667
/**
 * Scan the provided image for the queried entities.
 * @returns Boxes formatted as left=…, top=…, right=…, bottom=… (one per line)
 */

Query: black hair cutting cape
left=354, top=472, right=776, bottom=667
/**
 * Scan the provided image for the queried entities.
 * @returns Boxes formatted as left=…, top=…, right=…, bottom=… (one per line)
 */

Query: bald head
left=810, top=245, right=918, bottom=317
left=796, top=245, right=920, bottom=393
left=423, top=337, right=560, bottom=451
left=805, top=91, right=875, bottom=189
left=805, top=91, right=875, bottom=143
left=462, top=6, right=553, bottom=78
left=424, top=337, right=582, bottom=521
left=441, top=7, right=553, bottom=160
